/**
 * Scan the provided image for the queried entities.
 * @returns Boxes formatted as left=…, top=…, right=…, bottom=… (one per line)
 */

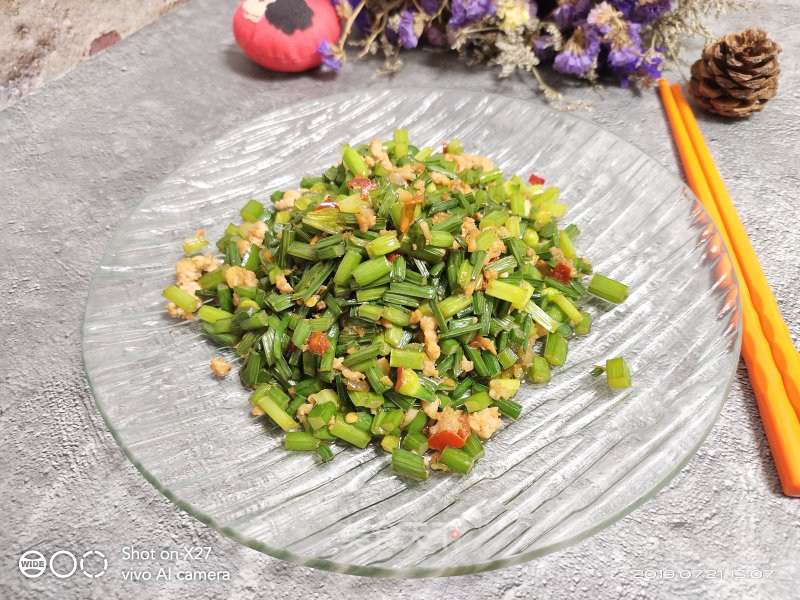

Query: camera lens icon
left=18, top=551, right=47, bottom=579
left=81, top=550, right=108, bottom=578
left=49, top=551, right=77, bottom=579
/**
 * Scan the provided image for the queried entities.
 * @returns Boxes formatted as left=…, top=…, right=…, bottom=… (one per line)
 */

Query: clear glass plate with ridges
left=83, top=88, right=741, bottom=577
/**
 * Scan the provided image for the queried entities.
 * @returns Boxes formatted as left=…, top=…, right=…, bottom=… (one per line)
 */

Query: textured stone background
left=1, top=0, right=799, bottom=598
left=0, top=0, right=186, bottom=110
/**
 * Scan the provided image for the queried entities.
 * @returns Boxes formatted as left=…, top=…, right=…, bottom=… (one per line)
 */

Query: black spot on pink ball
left=265, top=0, right=313, bottom=35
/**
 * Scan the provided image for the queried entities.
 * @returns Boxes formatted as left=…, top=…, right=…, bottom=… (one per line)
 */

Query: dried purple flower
left=551, top=0, right=592, bottom=29
left=317, top=0, right=735, bottom=95
left=553, top=26, right=600, bottom=76
left=532, top=35, right=555, bottom=59
left=608, top=41, right=640, bottom=71
left=420, top=0, right=440, bottom=15
left=586, top=1, right=614, bottom=35
left=385, top=9, right=424, bottom=49
left=639, top=49, right=664, bottom=78
left=609, top=0, right=674, bottom=24
left=586, top=2, right=652, bottom=80
left=448, top=0, right=497, bottom=30
left=608, top=21, right=643, bottom=72
left=330, top=0, right=372, bottom=31
left=397, top=9, right=420, bottom=48
left=317, top=39, right=343, bottom=72
left=631, top=0, right=673, bottom=23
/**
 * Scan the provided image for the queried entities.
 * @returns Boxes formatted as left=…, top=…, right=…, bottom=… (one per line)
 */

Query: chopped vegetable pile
left=162, top=131, right=631, bottom=480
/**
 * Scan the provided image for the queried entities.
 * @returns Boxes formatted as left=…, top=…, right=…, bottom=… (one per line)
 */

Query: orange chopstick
left=671, top=83, right=800, bottom=420
left=658, top=79, right=800, bottom=496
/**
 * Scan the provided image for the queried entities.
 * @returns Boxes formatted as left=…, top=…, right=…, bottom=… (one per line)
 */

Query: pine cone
left=689, top=28, right=781, bottom=118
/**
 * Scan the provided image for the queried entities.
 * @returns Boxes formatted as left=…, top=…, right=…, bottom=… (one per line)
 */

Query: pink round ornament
left=232, top=0, right=341, bottom=73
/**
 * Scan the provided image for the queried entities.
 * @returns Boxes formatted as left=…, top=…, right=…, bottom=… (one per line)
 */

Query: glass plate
left=83, top=88, right=741, bottom=577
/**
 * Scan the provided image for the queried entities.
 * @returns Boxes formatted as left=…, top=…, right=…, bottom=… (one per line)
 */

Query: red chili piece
left=552, top=262, right=572, bottom=285
left=528, top=173, right=545, bottom=185
left=347, top=176, right=378, bottom=198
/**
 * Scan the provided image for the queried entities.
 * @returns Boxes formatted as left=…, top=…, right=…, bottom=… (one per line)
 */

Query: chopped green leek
left=606, top=356, right=632, bottom=389
left=588, top=273, right=629, bottom=304
left=161, top=133, right=628, bottom=479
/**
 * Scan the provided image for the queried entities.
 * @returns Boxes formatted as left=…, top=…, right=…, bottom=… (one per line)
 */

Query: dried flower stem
left=335, top=0, right=369, bottom=61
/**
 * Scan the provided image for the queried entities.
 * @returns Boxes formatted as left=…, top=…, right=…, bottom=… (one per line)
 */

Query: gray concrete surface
left=1, top=0, right=799, bottom=598
left=0, top=0, right=187, bottom=110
